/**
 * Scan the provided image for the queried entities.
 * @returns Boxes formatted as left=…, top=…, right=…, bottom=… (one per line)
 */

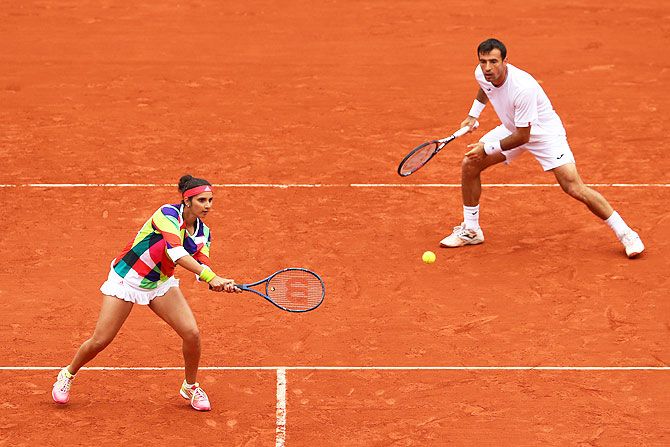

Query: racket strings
left=399, top=142, right=438, bottom=176
left=267, top=270, right=324, bottom=311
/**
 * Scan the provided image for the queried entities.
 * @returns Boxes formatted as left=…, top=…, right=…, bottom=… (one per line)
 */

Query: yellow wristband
left=199, top=266, right=216, bottom=283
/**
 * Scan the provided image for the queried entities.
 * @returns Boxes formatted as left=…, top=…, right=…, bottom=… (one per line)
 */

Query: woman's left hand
left=220, top=277, right=242, bottom=293
left=208, top=276, right=241, bottom=293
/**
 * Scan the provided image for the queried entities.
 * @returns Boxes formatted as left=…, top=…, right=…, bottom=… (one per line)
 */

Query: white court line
left=0, top=183, right=669, bottom=188
left=2, top=366, right=668, bottom=371
left=351, top=183, right=670, bottom=188
left=9, top=365, right=667, bottom=446
left=0, top=183, right=324, bottom=188
left=276, top=368, right=287, bottom=447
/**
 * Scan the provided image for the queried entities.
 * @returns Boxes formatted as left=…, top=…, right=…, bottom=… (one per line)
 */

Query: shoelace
left=191, top=387, right=208, bottom=403
left=57, top=376, right=73, bottom=393
left=184, top=382, right=208, bottom=401
left=621, top=232, right=638, bottom=244
left=453, top=225, right=472, bottom=237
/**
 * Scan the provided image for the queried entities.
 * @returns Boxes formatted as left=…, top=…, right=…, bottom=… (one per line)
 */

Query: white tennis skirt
left=100, top=264, right=180, bottom=305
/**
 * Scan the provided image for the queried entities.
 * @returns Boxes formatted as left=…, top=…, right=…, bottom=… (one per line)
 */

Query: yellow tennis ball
left=422, top=251, right=436, bottom=264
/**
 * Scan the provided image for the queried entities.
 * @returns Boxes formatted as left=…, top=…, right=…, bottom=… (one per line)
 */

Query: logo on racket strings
left=284, top=277, right=309, bottom=305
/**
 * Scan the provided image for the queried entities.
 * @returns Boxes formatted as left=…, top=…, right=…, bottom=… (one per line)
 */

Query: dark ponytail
left=178, top=174, right=212, bottom=201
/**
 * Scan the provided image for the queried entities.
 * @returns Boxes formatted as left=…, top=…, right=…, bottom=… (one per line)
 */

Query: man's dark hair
left=477, top=38, right=507, bottom=60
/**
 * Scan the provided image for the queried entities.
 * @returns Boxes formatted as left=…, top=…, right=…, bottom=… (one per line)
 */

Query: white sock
left=463, top=205, right=480, bottom=230
left=605, top=211, right=631, bottom=240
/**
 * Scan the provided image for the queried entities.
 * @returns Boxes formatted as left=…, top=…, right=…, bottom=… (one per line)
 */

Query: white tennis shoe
left=440, top=223, right=485, bottom=247
left=52, top=367, right=75, bottom=404
left=180, top=380, right=211, bottom=411
left=620, top=230, right=644, bottom=258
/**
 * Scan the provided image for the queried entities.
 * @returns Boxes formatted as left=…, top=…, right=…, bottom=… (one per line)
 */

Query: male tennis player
left=440, top=38, right=644, bottom=258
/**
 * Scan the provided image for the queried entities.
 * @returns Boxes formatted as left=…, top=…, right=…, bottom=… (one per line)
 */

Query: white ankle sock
left=463, top=205, right=480, bottom=230
left=605, top=211, right=631, bottom=240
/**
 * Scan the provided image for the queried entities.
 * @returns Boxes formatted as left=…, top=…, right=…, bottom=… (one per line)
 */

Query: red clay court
left=0, top=1, right=668, bottom=446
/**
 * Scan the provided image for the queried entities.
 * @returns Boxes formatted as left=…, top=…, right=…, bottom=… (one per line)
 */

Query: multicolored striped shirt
left=112, top=204, right=211, bottom=290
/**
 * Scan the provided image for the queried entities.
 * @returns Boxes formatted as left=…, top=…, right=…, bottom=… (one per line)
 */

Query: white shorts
left=100, top=264, right=179, bottom=305
left=480, top=125, right=576, bottom=171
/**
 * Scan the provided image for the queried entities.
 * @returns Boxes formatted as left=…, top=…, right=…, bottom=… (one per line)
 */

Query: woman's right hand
left=209, top=276, right=241, bottom=293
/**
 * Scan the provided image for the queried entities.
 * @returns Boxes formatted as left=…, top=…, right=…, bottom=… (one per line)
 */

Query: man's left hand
left=465, top=142, right=486, bottom=161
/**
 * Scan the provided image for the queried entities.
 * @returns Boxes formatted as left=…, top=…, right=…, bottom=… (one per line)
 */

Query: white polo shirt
left=475, top=63, right=566, bottom=138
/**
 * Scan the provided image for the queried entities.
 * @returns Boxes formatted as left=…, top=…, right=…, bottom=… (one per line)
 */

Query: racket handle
left=210, top=283, right=245, bottom=290
left=452, top=120, right=479, bottom=138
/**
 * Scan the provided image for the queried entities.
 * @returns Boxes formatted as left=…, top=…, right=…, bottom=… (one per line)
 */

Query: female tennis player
left=52, top=174, right=240, bottom=411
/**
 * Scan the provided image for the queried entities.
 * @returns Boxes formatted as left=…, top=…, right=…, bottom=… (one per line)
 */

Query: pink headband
left=183, top=184, right=213, bottom=199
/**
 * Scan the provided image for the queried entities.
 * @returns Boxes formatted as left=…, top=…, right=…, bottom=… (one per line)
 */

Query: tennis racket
left=397, top=121, right=479, bottom=177
left=235, top=268, right=325, bottom=312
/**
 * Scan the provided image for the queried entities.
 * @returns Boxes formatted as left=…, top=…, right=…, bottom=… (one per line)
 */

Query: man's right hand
left=460, top=116, right=479, bottom=132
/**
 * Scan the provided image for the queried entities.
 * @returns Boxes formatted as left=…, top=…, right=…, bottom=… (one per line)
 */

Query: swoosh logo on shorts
left=557, top=154, right=565, bottom=159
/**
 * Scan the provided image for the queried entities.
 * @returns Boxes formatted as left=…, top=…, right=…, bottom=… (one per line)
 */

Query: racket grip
left=210, top=283, right=244, bottom=290
left=452, top=120, right=479, bottom=138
